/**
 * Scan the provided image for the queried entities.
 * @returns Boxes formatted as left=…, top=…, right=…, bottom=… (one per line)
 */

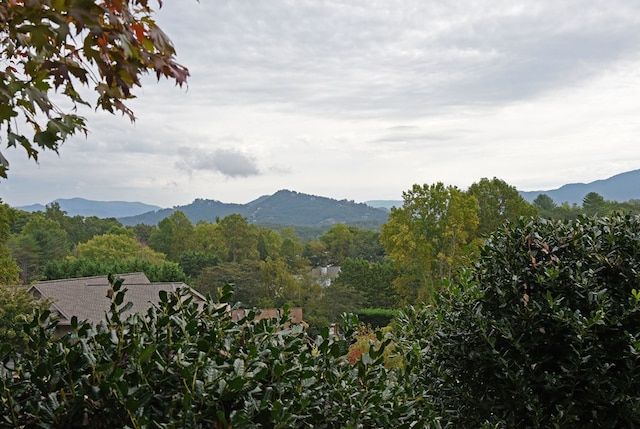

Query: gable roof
left=28, top=273, right=206, bottom=326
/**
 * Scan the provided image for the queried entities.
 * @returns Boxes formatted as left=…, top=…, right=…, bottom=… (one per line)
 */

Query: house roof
left=28, top=273, right=206, bottom=326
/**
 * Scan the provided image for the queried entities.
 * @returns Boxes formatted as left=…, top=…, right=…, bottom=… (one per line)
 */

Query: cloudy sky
left=3, top=0, right=640, bottom=208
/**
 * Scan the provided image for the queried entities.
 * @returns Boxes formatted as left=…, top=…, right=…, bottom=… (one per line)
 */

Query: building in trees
left=28, top=273, right=205, bottom=336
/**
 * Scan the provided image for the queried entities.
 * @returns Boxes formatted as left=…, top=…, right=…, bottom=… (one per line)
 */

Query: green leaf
left=0, top=105, right=18, bottom=122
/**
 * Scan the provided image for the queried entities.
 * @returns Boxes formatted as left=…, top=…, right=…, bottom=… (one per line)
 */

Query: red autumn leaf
left=131, top=23, right=145, bottom=42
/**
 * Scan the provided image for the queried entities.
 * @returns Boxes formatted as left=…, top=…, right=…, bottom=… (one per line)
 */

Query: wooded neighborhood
left=2, top=1, right=640, bottom=427
left=3, top=176, right=640, bottom=426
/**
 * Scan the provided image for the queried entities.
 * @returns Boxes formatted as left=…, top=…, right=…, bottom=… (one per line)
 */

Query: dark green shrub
left=396, top=214, right=640, bottom=427
left=43, top=258, right=189, bottom=283
left=356, top=308, right=398, bottom=329
left=1, top=277, right=425, bottom=428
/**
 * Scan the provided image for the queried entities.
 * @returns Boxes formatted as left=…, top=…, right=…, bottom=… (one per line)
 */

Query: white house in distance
left=310, top=265, right=341, bottom=287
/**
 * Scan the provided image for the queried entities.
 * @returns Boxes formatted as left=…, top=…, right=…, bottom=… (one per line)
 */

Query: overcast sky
left=3, top=0, right=640, bottom=208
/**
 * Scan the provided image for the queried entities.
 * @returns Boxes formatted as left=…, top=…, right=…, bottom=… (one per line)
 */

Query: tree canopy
left=467, top=177, right=537, bottom=236
left=381, top=182, right=479, bottom=303
left=76, top=232, right=165, bottom=265
left=0, top=0, right=189, bottom=177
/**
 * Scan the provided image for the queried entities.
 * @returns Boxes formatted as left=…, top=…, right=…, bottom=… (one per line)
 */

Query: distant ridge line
left=13, top=169, right=640, bottom=222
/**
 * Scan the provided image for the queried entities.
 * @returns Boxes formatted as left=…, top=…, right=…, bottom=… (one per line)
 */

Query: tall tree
left=467, top=177, right=537, bottom=237
left=193, top=260, right=263, bottom=305
left=303, top=240, right=330, bottom=267
left=43, top=203, right=121, bottom=245
left=276, top=227, right=306, bottom=270
left=0, top=0, right=189, bottom=177
left=148, top=211, right=195, bottom=261
left=582, top=192, right=609, bottom=217
left=216, top=214, right=259, bottom=263
left=257, top=258, right=302, bottom=308
left=130, top=223, right=157, bottom=245
left=320, top=224, right=354, bottom=265
left=257, top=227, right=283, bottom=262
left=349, top=227, right=386, bottom=263
left=380, top=183, right=479, bottom=304
left=10, top=214, right=71, bottom=283
left=178, top=251, right=219, bottom=278
left=0, top=201, right=20, bottom=284
left=533, top=194, right=557, bottom=212
left=192, top=221, right=223, bottom=254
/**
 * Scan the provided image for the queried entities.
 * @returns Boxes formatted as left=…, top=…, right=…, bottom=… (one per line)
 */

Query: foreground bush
left=395, top=214, right=640, bottom=427
left=10, top=214, right=640, bottom=427
left=1, top=279, right=425, bottom=428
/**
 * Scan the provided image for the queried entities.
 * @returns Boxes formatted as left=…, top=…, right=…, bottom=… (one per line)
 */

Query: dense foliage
left=395, top=214, right=640, bottom=427
left=1, top=280, right=424, bottom=428
left=533, top=192, right=640, bottom=220
left=43, top=257, right=188, bottom=283
left=381, top=182, right=480, bottom=303
left=4, top=208, right=640, bottom=426
left=0, top=284, right=49, bottom=350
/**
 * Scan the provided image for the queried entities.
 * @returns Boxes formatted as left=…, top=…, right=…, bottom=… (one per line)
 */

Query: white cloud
left=176, top=147, right=260, bottom=178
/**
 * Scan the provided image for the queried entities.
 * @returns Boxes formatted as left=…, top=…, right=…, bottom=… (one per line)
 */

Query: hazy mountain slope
left=16, top=198, right=162, bottom=218
left=118, top=190, right=389, bottom=227
left=365, top=200, right=400, bottom=211
left=14, top=168, right=640, bottom=224
left=519, top=169, right=640, bottom=205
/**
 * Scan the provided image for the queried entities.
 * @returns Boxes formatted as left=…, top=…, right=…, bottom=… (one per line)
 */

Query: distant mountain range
left=17, top=198, right=162, bottom=218
left=518, top=169, right=640, bottom=205
left=14, top=169, right=640, bottom=226
left=368, top=170, right=640, bottom=209
left=116, top=190, right=389, bottom=228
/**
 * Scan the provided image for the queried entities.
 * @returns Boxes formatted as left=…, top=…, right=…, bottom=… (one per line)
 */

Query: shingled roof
left=28, top=273, right=206, bottom=327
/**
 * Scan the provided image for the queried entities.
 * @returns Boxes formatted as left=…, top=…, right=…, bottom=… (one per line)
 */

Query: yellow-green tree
left=380, top=183, right=478, bottom=304
left=0, top=201, right=19, bottom=284
left=148, top=211, right=195, bottom=261
left=0, top=201, right=39, bottom=349
left=257, top=258, right=302, bottom=308
left=0, top=284, right=49, bottom=349
left=216, top=214, right=259, bottom=263
left=257, top=227, right=283, bottom=262
left=193, top=222, right=222, bottom=253
left=76, top=232, right=166, bottom=265
left=320, top=224, right=354, bottom=265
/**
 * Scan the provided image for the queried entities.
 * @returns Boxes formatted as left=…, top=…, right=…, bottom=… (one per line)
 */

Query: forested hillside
left=118, top=190, right=389, bottom=228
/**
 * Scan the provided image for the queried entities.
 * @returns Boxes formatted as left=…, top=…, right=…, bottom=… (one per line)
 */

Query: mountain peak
left=119, top=190, right=389, bottom=228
